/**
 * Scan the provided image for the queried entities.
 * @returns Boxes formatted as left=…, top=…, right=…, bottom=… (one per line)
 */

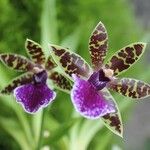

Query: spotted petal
left=105, top=42, right=146, bottom=76
left=14, top=83, right=56, bottom=113
left=71, top=75, right=116, bottom=119
left=1, top=73, right=33, bottom=94
left=101, top=89, right=123, bottom=137
left=0, top=53, right=34, bottom=72
left=49, top=44, right=92, bottom=80
left=108, top=78, right=150, bottom=99
left=49, top=71, right=72, bottom=93
left=89, top=21, right=108, bottom=70
left=25, top=39, right=46, bottom=65
left=45, top=55, right=57, bottom=70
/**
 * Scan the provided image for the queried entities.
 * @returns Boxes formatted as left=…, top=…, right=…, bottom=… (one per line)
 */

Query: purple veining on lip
left=88, top=69, right=110, bottom=90
left=14, top=83, right=56, bottom=113
left=71, top=75, right=116, bottom=119
left=14, top=70, right=56, bottom=113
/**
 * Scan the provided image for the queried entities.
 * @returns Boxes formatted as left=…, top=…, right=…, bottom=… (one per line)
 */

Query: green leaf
left=61, top=27, right=82, bottom=51
left=108, top=78, right=150, bottom=99
left=105, top=42, right=147, bottom=76
left=41, top=0, right=58, bottom=54
left=0, top=53, right=34, bottom=72
left=0, top=117, right=31, bottom=150
left=33, top=0, right=59, bottom=149
left=45, top=119, right=76, bottom=144
left=69, top=119, right=103, bottom=150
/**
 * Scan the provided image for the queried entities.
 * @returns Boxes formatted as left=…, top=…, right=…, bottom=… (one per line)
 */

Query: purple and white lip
left=70, top=70, right=116, bottom=119
left=14, top=70, right=56, bottom=113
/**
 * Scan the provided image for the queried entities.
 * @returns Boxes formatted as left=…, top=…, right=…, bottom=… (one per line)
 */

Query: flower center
left=32, top=66, right=44, bottom=74
left=88, top=69, right=113, bottom=91
left=33, top=70, right=48, bottom=84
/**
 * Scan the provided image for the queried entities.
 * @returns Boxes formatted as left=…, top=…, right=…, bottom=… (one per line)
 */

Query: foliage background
left=0, top=0, right=149, bottom=149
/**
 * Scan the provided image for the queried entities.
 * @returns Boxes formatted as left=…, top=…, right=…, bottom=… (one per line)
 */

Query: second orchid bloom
left=0, top=39, right=71, bottom=113
left=49, top=21, right=150, bottom=136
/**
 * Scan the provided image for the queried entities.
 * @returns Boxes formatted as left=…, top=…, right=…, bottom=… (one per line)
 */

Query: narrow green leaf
left=61, top=27, right=82, bottom=51
left=34, top=0, right=58, bottom=148
left=0, top=117, right=31, bottom=150
left=41, top=0, right=58, bottom=56
left=69, top=119, right=103, bottom=150
left=45, top=120, right=76, bottom=144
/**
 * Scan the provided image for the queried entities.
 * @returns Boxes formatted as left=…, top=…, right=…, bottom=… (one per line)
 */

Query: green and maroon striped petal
left=0, top=53, right=34, bottom=72
left=1, top=73, right=33, bottom=94
left=105, top=42, right=146, bottom=76
left=101, top=89, right=123, bottom=137
left=89, top=21, right=108, bottom=71
left=45, top=55, right=57, bottom=70
left=49, top=44, right=92, bottom=79
left=49, top=71, right=72, bottom=93
left=25, top=39, right=46, bottom=65
left=108, top=78, right=150, bottom=99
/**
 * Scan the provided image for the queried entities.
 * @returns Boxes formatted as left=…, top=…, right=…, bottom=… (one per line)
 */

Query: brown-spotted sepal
left=25, top=39, right=46, bottom=65
left=49, top=71, right=72, bottom=93
left=0, top=53, right=34, bottom=72
left=1, top=73, right=33, bottom=94
left=108, top=78, right=150, bottom=99
left=106, top=42, right=146, bottom=76
left=89, top=21, right=108, bottom=70
left=101, top=89, right=123, bottom=137
left=45, top=55, right=57, bottom=70
left=49, top=44, right=92, bottom=79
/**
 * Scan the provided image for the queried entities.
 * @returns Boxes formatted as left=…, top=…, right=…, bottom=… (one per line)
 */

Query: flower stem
left=36, top=110, right=45, bottom=150
left=35, top=0, right=58, bottom=149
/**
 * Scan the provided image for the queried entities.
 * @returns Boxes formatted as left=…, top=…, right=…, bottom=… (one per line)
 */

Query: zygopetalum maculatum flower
left=0, top=39, right=72, bottom=113
left=49, top=21, right=150, bottom=137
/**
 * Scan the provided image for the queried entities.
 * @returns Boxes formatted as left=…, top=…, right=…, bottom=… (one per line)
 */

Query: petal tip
left=25, top=38, right=33, bottom=46
left=26, top=38, right=31, bottom=42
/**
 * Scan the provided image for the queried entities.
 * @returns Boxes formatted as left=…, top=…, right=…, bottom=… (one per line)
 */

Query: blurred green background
left=0, top=0, right=150, bottom=150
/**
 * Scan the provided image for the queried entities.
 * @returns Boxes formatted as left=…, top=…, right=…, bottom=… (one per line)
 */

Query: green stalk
left=34, top=0, right=58, bottom=149
left=36, top=110, right=45, bottom=150
left=41, top=0, right=58, bottom=55
left=69, top=119, right=103, bottom=150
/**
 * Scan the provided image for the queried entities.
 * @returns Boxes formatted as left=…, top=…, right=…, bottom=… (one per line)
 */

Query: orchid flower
left=0, top=39, right=72, bottom=113
left=49, top=22, right=150, bottom=137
